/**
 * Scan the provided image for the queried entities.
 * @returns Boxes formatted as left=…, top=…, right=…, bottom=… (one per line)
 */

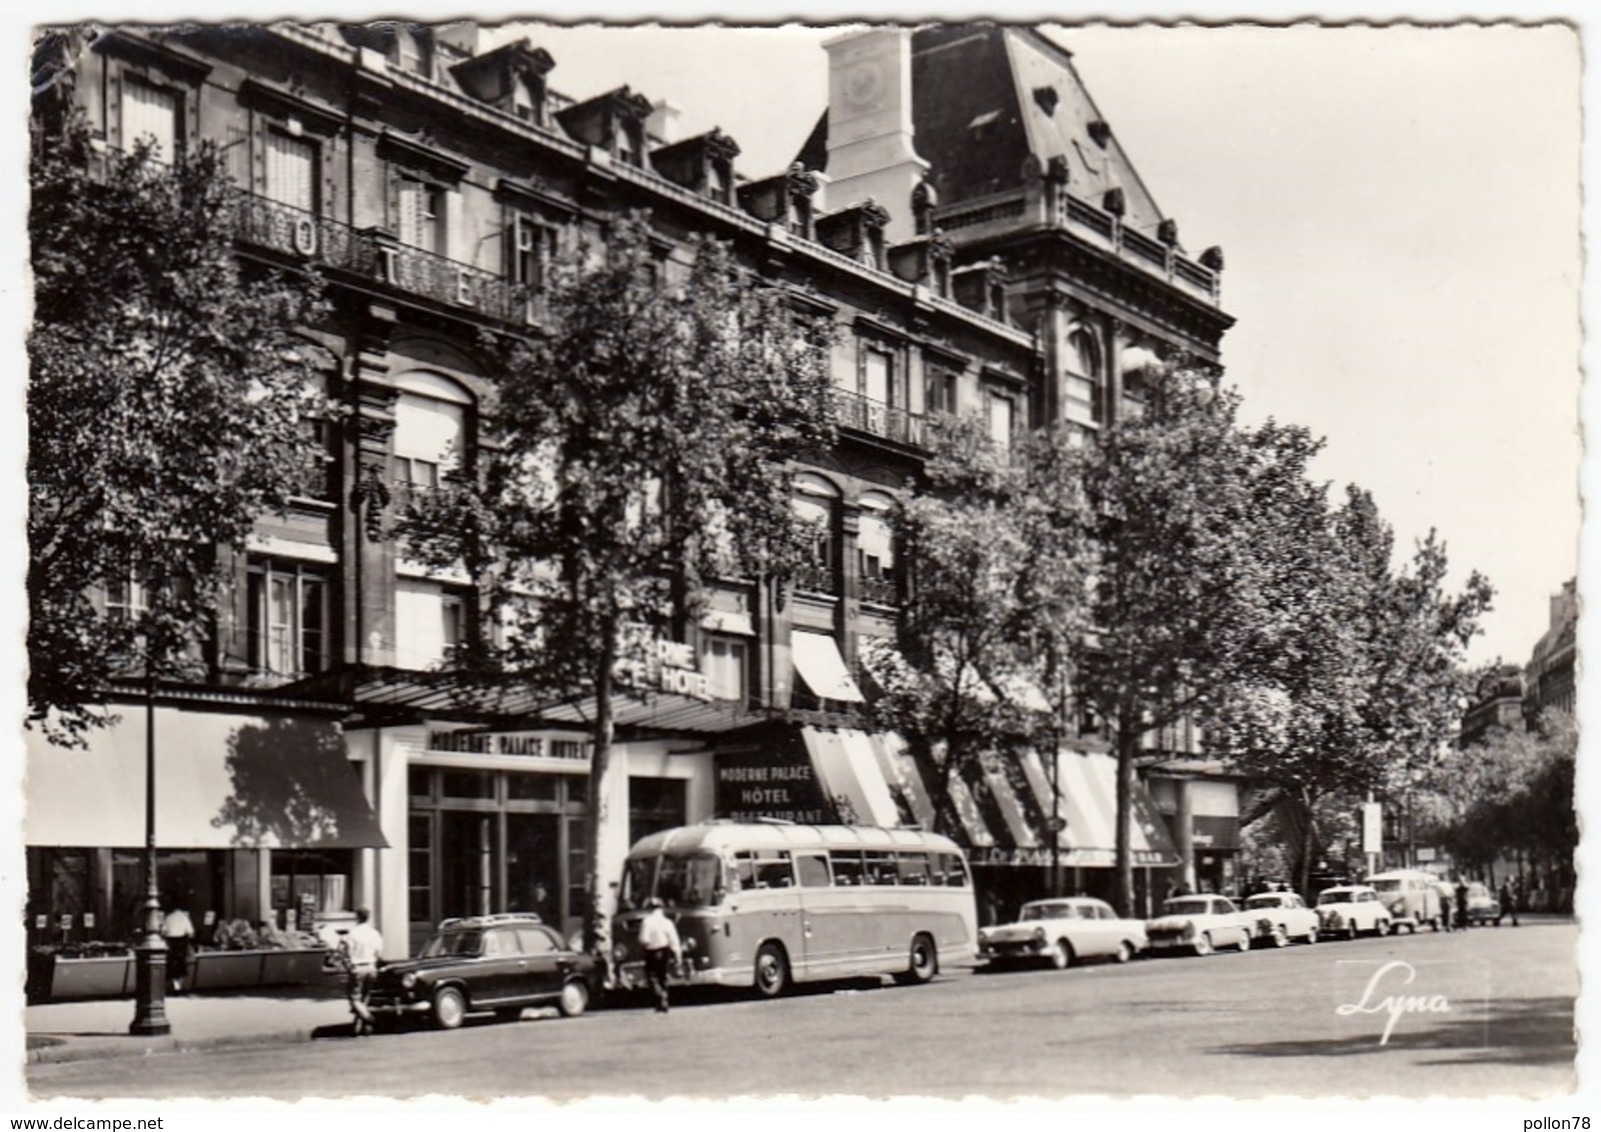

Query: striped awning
left=799, top=727, right=901, bottom=828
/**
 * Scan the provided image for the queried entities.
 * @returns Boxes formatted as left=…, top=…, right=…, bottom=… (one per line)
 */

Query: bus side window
left=935, top=852, right=970, bottom=887
left=796, top=854, right=831, bottom=888
left=734, top=852, right=756, bottom=891
left=754, top=853, right=793, bottom=889
left=896, top=852, right=930, bottom=886
left=831, top=851, right=864, bottom=886
left=864, top=851, right=897, bottom=885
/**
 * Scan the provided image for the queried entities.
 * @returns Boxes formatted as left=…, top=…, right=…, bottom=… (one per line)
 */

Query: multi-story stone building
left=26, top=22, right=1235, bottom=956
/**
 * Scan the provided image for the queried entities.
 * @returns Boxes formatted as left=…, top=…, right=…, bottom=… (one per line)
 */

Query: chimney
left=821, top=28, right=929, bottom=245
left=647, top=99, right=683, bottom=146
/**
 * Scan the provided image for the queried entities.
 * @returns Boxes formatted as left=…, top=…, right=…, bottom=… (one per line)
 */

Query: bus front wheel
left=754, top=943, right=790, bottom=998
left=895, top=933, right=939, bottom=985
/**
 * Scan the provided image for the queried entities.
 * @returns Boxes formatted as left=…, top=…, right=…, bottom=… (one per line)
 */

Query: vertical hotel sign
left=715, top=751, right=829, bottom=824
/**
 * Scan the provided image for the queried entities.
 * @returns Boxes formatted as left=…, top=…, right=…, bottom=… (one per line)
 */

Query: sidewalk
left=26, top=981, right=357, bottom=1065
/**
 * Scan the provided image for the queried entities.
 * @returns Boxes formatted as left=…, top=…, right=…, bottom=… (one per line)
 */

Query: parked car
left=1461, top=882, right=1502, bottom=926
left=1242, top=891, right=1321, bottom=946
left=1369, top=869, right=1445, bottom=933
left=1315, top=885, right=1392, bottom=939
left=977, top=897, right=1147, bottom=969
left=1145, top=894, right=1252, bottom=956
left=365, top=913, right=597, bottom=1031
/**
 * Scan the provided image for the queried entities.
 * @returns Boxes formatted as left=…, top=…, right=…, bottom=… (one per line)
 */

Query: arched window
left=392, top=371, right=471, bottom=497
left=1064, top=326, right=1102, bottom=427
left=792, top=474, right=840, bottom=596
left=857, top=493, right=897, bottom=606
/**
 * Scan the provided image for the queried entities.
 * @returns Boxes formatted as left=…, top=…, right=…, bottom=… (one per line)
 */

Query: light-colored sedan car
left=1145, top=894, right=1253, bottom=956
left=1242, top=891, right=1321, bottom=946
left=1316, top=885, right=1393, bottom=939
left=977, top=897, right=1148, bottom=969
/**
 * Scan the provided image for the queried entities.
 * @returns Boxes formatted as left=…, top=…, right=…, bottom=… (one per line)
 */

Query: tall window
left=105, top=573, right=149, bottom=622
left=702, top=636, right=748, bottom=704
left=863, top=347, right=894, bottom=406
left=616, top=119, right=645, bottom=167
left=248, top=560, right=329, bottom=676
left=925, top=367, right=958, bottom=416
left=792, top=487, right=838, bottom=596
left=986, top=392, right=1016, bottom=451
left=392, top=389, right=465, bottom=494
left=857, top=496, right=897, bottom=606
left=396, top=581, right=469, bottom=671
left=398, top=176, right=445, bottom=255
left=1064, top=327, right=1102, bottom=427
left=265, top=131, right=317, bottom=213
left=121, top=78, right=178, bottom=162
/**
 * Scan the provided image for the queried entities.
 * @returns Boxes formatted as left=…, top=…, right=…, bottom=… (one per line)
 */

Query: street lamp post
left=129, top=669, right=169, bottom=1036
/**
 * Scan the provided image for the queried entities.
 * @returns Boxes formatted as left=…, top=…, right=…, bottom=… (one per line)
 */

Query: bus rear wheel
left=895, top=933, right=939, bottom=985
left=754, top=943, right=790, bottom=999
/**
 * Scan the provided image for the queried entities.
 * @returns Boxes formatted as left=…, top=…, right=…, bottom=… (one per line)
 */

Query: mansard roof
left=909, top=25, right=1168, bottom=240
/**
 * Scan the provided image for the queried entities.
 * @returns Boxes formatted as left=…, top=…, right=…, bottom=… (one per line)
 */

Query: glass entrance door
left=440, top=811, right=494, bottom=922
left=505, top=812, right=560, bottom=924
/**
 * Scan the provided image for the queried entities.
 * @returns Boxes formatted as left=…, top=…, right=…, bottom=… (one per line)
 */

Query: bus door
left=793, top=850, right=854, bottom=979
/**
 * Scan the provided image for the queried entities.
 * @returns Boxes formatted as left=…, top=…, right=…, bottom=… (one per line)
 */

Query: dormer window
left=616, top=118, right=644, bottom=167
left=395, top=25, right=433, bottom=78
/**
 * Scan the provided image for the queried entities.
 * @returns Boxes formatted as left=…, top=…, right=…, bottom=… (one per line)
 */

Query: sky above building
left=487, top=19, right=1582, bottom=670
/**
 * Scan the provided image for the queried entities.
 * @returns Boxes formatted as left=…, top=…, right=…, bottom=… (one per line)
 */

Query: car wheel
left=432, top=986, right=467, bottom=1031
left=1049, top=939, right=1074, bottom=970
left=895, top=933, right=939, bottom=984
left=1193, top=933, right=1213, bottom=957
left=1304, top=926, right=1319, bottom=945
left=1115, top=941, right=1135, bottom=964
left=558, top=979, right=589, bottom=1018
left=1236, top=930, right=1251, bottom=953
left=1379, top=920, right=1392, bottom=936
left=1271, top=924, right=1290, bottom=948
left=1431, top=917, right=1442, bottom=932
left=754, top=942, right=790, bottom=999
left=1346, top=922, right=1358, bottom=941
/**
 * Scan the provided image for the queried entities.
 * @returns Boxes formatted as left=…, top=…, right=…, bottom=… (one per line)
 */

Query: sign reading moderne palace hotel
left=715, top=751, right=830, bottom=825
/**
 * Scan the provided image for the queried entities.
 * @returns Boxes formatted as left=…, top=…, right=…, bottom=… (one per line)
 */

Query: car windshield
left=1318, top=890, right=1356, bottom=906
left=420, top=928, right=484, bottom=958
left=1021, top=903, right=1075, bottom=921
left=1164, top=898, right=1211, bottom=915
left=619, top=853, right=725, bottom=910
left=1371, top=879, right=1402, bottom=893
left=1245, top=895, right=1284, bottom=909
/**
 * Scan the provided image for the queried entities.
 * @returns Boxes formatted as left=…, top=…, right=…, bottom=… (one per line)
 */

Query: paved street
left=28, top=918, right=1575, bottom=1101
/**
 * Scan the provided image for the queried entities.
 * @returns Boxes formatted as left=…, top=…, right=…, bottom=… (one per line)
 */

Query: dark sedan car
left=366, top=913, right=597, bottom=1030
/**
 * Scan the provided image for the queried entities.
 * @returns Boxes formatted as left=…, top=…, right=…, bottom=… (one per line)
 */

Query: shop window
left=265, top=130, right=317, bottom=214
left=440, top=769, right=496, bottom=800
left=270, top=849, right=353, bottom=919
left=247, top=559, right=329, bottom=676
left=121, top=77, right=179, bottom=162
left=507, top=774, right=558, bottom=803
left=702, top=635, right=748, bottom=704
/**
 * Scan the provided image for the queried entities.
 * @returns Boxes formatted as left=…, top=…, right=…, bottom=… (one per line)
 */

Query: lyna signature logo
left=1335, top=959, right=1452, bottom=1045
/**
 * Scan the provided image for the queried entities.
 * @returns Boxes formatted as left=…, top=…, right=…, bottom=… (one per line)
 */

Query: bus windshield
left=619, top=853, right=725, bottom=910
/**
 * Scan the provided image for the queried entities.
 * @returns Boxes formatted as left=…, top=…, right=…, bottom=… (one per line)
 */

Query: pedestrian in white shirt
left=637, top=897, right=682, bottom=1014
left=340, top=907, right=383, bottom=1034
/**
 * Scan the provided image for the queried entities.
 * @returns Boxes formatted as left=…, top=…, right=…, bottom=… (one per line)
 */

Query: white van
left=1368, top=869, right=1445, bottom=932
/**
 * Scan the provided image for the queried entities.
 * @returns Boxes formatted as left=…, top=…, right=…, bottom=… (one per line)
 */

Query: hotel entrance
left=407, top=764, right=589, bottom=953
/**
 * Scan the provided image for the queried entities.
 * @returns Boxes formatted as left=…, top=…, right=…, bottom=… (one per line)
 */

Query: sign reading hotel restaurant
left=716, top=751, right=829, bottom=825
left=425, top=729, right=592, bottom=763
left=615, top=628, right=712, bottom=700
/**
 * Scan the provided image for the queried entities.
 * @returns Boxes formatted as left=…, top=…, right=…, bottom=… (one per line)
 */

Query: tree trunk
left=1114, top=712, right=1137, bottom=918
left=1294, top=787, right=1318, bottom=899
left=582, top=613, right=620, bottom=985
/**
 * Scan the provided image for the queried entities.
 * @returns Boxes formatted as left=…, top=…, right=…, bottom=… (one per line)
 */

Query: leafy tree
left=403, top=213, right=835, bottom=965
left=28, top=113, right=326, bottom=744
left=862, top=418, right=1092, bottom=849
left=1079, top=365, right=1337, bottom=914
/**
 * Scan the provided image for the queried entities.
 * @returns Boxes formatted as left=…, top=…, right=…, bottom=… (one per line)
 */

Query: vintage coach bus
left=611, top=821, right=977, bottom=998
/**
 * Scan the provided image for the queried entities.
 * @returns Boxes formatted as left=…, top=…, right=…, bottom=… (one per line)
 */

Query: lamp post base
left=129, top=939, right=171, bottom=1036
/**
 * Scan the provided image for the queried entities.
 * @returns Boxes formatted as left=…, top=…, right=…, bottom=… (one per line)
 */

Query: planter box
left=46, top=955, right=134, bottom=1001
left=190, top=948, right=330, bottom=992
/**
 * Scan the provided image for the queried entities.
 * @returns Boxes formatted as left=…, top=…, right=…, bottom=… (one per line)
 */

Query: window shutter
left=266, top=132, right=316, bottom=212
left=122, top=80, right=177, bottom=162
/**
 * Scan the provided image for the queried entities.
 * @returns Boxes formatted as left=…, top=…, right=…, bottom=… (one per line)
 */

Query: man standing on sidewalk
left=638, top=897, right=682, bottom=1015
left=341, top=907, right=383, bottom=1035
left=1498, top=879, right=1520, bottom=926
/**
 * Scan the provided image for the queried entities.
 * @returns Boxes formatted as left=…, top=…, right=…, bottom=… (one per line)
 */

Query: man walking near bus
left=341, top=906, right=384, bottom=1035
left=638, top=897, right=682, bottom=1014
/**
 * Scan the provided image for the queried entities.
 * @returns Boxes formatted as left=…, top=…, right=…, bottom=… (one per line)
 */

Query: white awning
left=701, top=608, right=755, bottom=636
left=801, top=727, right=902, bottom=828
left=790, top=630, right=865, bottom=703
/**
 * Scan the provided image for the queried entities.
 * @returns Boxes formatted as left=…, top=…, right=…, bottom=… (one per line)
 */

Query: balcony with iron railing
left=792, top=559, right=839, bottom=598
left=235, top=193, right=537, bottom=326
left=833, top=388, right=928, bottom=450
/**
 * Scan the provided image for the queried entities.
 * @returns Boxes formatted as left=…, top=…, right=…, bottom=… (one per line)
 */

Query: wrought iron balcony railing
left=236, top=193, right=537, bottom=326
left=833, top=388, right=927, bottom=449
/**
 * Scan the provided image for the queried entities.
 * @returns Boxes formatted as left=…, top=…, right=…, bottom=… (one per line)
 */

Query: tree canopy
left=28, top=114, right=326, bottom=744
left=403, top=212, right=837, bottom=961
